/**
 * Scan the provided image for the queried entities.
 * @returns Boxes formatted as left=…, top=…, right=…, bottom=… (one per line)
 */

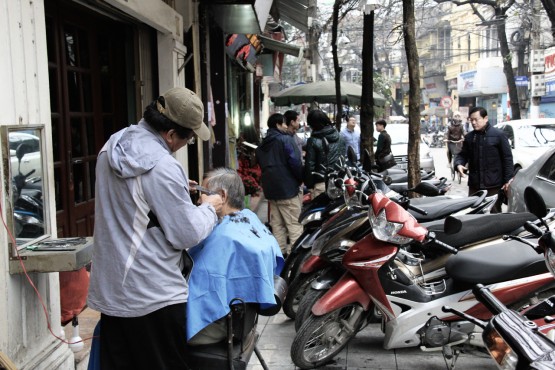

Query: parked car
left=496, top=118, right=555, bottom=172
left=9, top=132, right=42, bottom=178
left=374, top=123, right=435, bottom=172
left=507, top=146, right=555, bottom=212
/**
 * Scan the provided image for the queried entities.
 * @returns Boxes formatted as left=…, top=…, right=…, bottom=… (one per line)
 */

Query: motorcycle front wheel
left=291, top=303, right=365, bottom=369
left=295, top=287, right=328, bottom=331
left=283, top=269, right=325, bottom=319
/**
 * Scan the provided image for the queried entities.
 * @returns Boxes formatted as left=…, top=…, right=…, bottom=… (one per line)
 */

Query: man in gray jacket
left=87, top=87, right=222, bottom=369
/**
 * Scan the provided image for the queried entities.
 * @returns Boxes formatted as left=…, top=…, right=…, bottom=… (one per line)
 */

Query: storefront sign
left=544, top=46, right=555, bottom=97
left=515, top=76, right=529, bottom=86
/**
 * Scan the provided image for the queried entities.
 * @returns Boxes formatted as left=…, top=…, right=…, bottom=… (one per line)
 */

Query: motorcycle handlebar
left=427, top=232, right=458, bottom=254
left=407, top=203, right=428, bottom=215
left=472, top=284, right=507, bottom=315
left=524, top=220, right=545, bottom=237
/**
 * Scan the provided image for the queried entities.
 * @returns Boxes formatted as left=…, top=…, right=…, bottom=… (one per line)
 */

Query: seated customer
left=186, top=168, right=284, bottom=345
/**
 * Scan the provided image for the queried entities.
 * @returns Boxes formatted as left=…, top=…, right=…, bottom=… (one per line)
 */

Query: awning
left=208, top=0, right=272, bottom=34
left=258, top=35, right=302, bottom=58
left=274, top=0, right=310, bottom=33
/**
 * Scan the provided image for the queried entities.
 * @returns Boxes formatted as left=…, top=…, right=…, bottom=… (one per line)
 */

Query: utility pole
left=307, top=0, right=318, bottom=83
left=530, top=0, right=543, bottom=118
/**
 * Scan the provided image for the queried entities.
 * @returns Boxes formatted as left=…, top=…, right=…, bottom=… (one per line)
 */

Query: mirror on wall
left=2, top=125, right=47, bottom=249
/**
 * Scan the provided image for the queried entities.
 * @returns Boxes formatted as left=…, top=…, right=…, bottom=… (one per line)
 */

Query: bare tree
left=435, top=0, right=521, bottom=119
left=540, top=0, right=555, bottom=40
left=404, top=0, right=422, bottom=190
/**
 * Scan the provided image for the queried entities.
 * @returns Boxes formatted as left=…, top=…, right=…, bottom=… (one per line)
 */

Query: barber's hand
left=189, top=180, right=199, bottom=194
left=457, top=165, right=467, bottom=177
left=201, top=193, right=223, bottom=214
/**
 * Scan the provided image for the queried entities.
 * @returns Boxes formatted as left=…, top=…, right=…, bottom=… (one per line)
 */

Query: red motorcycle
left=291, top=185, right=555, bottom=369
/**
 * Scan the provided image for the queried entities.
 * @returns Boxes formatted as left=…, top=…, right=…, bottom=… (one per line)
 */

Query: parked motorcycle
left=442, top=187, right=555, bottom=369
left=290, top=178, right=555, bottom=369
left=284, top=169, right=499, bottom=321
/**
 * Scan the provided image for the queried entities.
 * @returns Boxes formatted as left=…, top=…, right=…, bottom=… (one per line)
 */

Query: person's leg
left=100, top=303, right=189, bottom=370
left=280, top=196, right=304, bottom=253
left=486, top=187, right=503, bottom=213
left=269, top=199, right=288, bottom=254
left=310, top=182, right=326, bottom=198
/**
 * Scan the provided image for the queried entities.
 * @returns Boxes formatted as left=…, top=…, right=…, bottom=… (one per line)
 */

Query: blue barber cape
left=186, top=209, right=284, bottom=341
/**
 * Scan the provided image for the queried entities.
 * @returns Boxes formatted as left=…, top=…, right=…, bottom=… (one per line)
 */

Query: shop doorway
left=45, top=1, right=132, bottom=237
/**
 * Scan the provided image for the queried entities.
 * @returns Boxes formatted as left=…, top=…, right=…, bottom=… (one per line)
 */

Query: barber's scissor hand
left=201, top=193, right=223, bottom=214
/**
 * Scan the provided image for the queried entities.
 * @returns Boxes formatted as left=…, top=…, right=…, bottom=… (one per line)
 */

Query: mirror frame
left=1, top=124, right=51, bottom=255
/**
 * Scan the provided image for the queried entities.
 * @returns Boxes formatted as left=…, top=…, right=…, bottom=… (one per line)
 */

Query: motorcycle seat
left=409, top=197, right=481, bottom=222
left=424, top=212, right=535, bottom=249
left=445, top=239, right=547, bottom=284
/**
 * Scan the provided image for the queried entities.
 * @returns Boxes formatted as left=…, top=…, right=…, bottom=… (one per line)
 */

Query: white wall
left=0, top=0, right=73, bottom=368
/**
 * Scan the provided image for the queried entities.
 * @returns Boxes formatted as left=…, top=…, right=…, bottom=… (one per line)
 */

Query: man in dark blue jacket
left=256, top=113, right=303, bottom=255
left=455, top=106, right=513, bottom=213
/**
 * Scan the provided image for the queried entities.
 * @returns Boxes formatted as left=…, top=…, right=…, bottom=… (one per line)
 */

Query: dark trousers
left=469, top=186, right=503, bottom=214
left=99, top=303, right=188, bottom=370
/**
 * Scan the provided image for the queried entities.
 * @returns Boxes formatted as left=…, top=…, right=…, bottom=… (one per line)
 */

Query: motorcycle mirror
left=524, top=187, right=547, bottom=219
left=411, top=182, right=440, bottom=197
left=444, top=216, right=462, bottom=235
left=382, top=175, right=392, bottom=185
left=347, top=146, right=357, bottom=164
left=16, top=143, right=32, bottom=161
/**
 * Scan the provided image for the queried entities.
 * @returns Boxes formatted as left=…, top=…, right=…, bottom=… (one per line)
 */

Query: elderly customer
left=88, top=87, right=222, bottom=369
left=186, top=168, right=284, bottom=345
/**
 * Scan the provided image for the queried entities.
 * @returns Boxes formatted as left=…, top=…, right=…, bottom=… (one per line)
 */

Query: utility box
left=531, top=74, right=546, bottom=96
left=530, top=50, right=545, bottom=73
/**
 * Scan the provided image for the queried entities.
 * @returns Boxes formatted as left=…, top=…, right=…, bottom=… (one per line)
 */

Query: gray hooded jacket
left=87, top=120, right=217, bottom=317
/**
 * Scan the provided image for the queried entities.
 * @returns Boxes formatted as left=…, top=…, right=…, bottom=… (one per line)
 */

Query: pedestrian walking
left=446, top=111, right=465, bottom=165
left=256, top=113, right=303, bottom=256
left=455, top=106, right=513, bottom=213
left=340, top=115, right=360, bottom=161
left=87, top=87, right=223, bottom=369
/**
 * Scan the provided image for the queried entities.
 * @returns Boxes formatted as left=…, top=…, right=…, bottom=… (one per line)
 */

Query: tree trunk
left=403, top=0, right=422, bottom=192
left=332, top=0, right=343, bottom=129
left=497, top=12, right=521, bottom=119
left=360, top=10, right=375, bottom=165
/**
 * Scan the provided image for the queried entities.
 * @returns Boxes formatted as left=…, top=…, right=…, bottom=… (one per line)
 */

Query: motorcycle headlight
left=483, top=327, right=518, bottom=369
left=368, top=208, right=412, bottom=245
left=311, top=232, right=333, bottom=256
left=301, top=211, right=322, bottom=226
left=327, top=179, right=343, bottom=199
left=545, top=248, right=555, bottom=277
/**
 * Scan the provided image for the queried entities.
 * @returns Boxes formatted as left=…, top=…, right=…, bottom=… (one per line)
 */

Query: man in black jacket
left=375, top=119, right=395, bottom=171
left=303, top=110, right=346, bottom=198
left=455, top=106, right=513, bottom=213
left=256, top=113, right=303, bottom=255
